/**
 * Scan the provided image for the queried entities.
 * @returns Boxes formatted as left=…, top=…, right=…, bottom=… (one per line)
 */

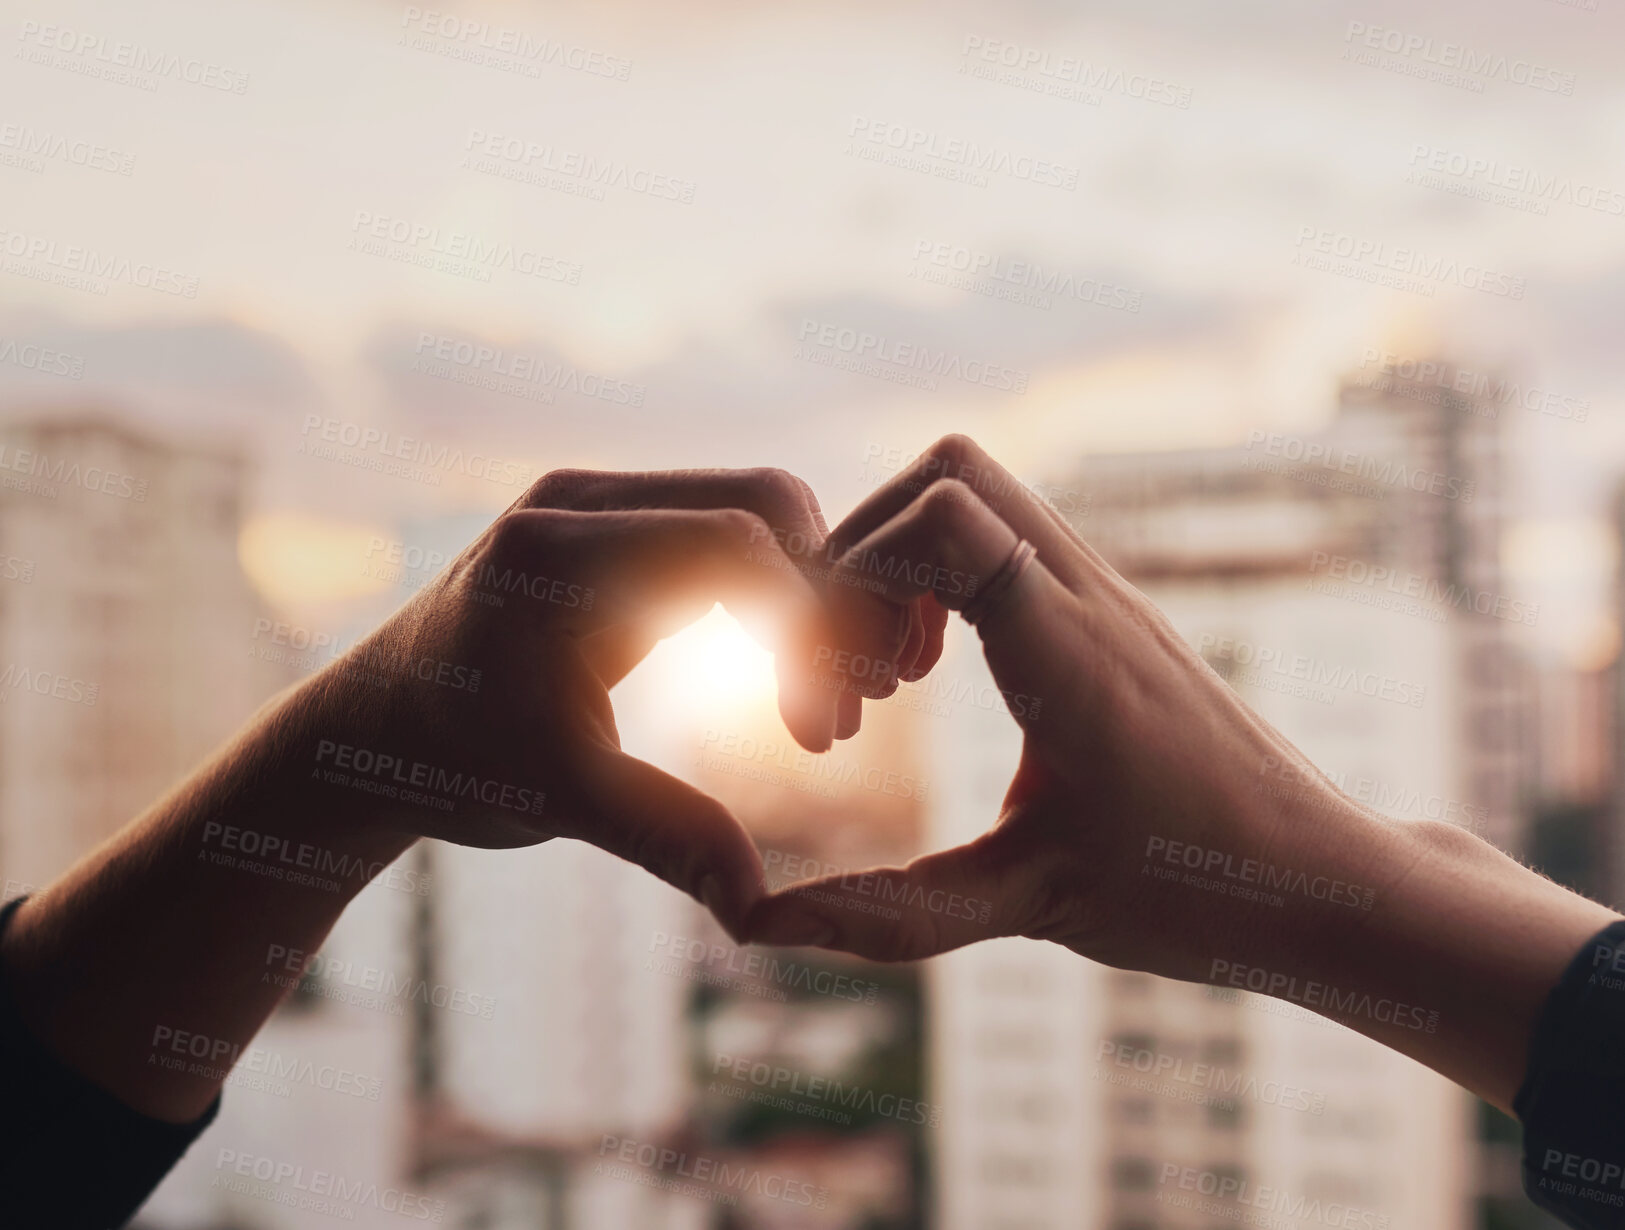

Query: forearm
left=1231, top=803, right=1619, bottom=1114
left=0, top=679, right=417, bottom=1123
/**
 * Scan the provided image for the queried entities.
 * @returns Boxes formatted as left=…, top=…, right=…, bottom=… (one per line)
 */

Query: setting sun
left=642, top=603, right=779, bottom=713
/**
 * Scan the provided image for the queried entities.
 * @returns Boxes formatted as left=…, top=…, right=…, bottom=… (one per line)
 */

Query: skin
left=0, top=466, right=867, bottom=1123
left=0, top=440, right=1613, bottom=1139
left=744, top=434, right=1621, bottom=1115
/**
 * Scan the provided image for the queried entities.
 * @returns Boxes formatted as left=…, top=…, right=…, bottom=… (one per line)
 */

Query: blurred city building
left=0, top=413, right=291, bottom=890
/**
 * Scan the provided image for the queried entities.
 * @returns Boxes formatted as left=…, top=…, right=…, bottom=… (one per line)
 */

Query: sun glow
left=644, top=604, right=779, bottom=713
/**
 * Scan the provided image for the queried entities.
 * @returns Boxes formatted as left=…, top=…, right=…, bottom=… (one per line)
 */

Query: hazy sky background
left=4, top=0, right=1624, bottom=660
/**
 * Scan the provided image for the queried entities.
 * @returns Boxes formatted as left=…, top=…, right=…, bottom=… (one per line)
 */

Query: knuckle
left=931, top=433, right=984, bottom=473
left=481, top=506, right=569, bottom=571
left=714, top=506, right=773, bottom=549
left=917, top=478, right=979, bottom=527
left=524, top=467, right=593, bottom=507
left=484, top=509, right=535, bottom=558
left=747, top=466, right=805, bottom=505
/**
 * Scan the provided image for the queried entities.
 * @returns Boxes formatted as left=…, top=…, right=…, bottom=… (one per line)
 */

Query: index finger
left=832, top=435, right=1088, bottom=590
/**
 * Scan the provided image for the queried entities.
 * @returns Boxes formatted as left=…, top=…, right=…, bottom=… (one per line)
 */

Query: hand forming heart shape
left=741, top=433, right=1404, bottom=987
left=316, top=434, right=1387, bottom=991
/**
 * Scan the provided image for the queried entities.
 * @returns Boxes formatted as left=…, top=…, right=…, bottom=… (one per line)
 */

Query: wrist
left=1237, top=805, right=1618, bottom=1110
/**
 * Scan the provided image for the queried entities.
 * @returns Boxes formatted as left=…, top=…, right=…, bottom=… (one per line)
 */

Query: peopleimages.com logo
left=1307, top=551, right=1538, bottom=626
left=1143, top=835, right=1375, bottom=910
left=1209, top=959, right=1439, bottom=1033
left=596, top=1135, right=827, bottom=1209
left=1243, top=429, right=1475, bottom=502
left=1157, top=1163, right=1390, bottom=1230
left=1197, top=633, right=1427, bottom=709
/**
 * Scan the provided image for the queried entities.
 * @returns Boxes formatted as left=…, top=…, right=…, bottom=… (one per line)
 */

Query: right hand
left=744, top=435, right=1409, bottom=980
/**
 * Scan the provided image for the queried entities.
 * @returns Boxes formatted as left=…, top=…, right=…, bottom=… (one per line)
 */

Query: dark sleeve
left=1517, top=919, right=1625, bottom=1229
left=0, top=896, right=220, bottom=1229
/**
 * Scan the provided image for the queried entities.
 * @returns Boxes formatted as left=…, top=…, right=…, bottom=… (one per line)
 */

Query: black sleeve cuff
left=1516, top=918, right=1625, bottom=1228
left=0, top=895, right=222, bottom=1228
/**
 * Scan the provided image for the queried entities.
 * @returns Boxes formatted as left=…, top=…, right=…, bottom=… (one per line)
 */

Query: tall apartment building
left=929, top=361, right=1531, bottom=1230
left=0, top=413, right=291, bottom=889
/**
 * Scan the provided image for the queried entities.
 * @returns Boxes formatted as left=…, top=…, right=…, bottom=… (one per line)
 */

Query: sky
left=3, top=0, right=1624, bottom=661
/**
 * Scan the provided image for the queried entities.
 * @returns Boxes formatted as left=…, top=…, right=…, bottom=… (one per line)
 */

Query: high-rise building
left=929, top=361, right=1533, bottom=1230
left=0, top=412, right=292, bottom=889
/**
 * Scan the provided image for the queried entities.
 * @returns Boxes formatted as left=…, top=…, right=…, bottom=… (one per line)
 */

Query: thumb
left=743, top=826, right=1024, bottom=961
left=567, top=744, right=766, bottom=942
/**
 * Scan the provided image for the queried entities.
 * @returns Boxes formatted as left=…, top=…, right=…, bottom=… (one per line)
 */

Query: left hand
left=282, top=466, right=874, bottom=940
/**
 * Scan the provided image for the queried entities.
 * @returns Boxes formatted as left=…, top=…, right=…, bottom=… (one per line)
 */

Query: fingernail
left=758, top=905, right=837, bottom=948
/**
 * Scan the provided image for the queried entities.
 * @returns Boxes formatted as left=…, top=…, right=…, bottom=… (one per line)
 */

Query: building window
left=1113, top=1098, right=1154, bottom=1126
left=1110, top=1158, right=1159, bottom=1192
